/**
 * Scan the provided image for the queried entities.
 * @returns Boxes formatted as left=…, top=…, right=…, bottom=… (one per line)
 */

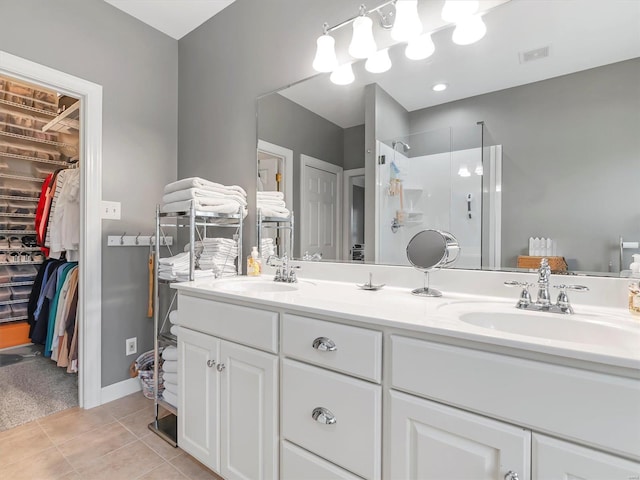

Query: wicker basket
left=517, top=255, right=567, bottom=272
left=138, top=369, right=165, bottom=400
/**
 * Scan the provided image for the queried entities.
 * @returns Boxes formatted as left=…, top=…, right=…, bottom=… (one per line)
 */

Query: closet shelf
left=0, top=151, right=71, bottom=167
left=0, top=230, right=36, bottom=235
left=0, top=130, right=74, bottom=148
left=0, top=315, right=28, bottom=324
left=0, top=298, right=29, bottom=306
left=42, top=102, right=79, bottom=134
left=0, top=213, right=36, bottom=219
left=0, top=98, right=57, bottom=118
left=0, top=261, right=42, bottom=267
left=0, top=172, right=44, bottom=183
left=0, top=194, right=39, bottom=202
left=0, top=281, right=35, bottom=288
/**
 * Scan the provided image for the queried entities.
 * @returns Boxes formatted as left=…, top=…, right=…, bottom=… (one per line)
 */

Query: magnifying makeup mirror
left=406, top=229, right=460, bottom=297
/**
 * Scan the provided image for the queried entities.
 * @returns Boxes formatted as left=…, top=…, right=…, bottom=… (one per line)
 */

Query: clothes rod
left=107, top=235, right=173, bottom=247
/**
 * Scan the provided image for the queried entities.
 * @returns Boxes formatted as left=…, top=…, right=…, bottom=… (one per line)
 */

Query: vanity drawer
left=391, top=335, right=640, bottom=461
left=281, top=441, right=362, bottom=480
left=178, top=293, right=278, bottom=353
left=282, top=313, right=382, bottom=382
left=282, top=359, right=381, bottom=480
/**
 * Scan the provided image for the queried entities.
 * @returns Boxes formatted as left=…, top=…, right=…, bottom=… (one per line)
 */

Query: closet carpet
left=0, top=344, right=78, bottom=431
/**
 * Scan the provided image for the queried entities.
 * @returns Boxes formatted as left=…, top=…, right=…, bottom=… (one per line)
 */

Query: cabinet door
left=219, top=340, right=278, bottom=480
left=178, top=328, right=220, bottom=471
left=533, top=434, right=640, bottom=479
left=389, top=390, right=530, bottom=480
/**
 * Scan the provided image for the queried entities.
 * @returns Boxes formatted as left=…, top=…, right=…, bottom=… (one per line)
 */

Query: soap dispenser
left=247, top=246, right=262, bottom=276
left=630, top=254, right=640, bottom=275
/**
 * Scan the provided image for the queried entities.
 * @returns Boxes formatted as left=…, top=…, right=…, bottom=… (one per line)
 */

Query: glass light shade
left=452, top=14, right=487, bottom=45
left=330, top=63, right=355, bottom=85
left=441, top=0, right=479, bottom=23
left=432, top=83, right=448, bottom=91
left=391, top=1, right=423, bottom=42
left=365, top=49, right=392, bottom=73
left=458, top=165, right=471, bottom=177
left=349, top=16, right=377, bottom=59
left=405, top=33, right=435, bottom=60
left=312, top=34, right=338, bottom=72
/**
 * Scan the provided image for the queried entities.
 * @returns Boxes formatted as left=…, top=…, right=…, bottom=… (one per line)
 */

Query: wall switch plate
left=126, top=337, right=137, bottom=356
left=101, top=201, right=121, bottom=220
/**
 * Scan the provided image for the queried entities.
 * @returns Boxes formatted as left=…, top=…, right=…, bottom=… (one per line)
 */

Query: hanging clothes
left=44, top=262, right=77, bottom=357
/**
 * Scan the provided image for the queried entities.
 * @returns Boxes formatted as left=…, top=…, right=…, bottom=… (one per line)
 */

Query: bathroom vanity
left=172, top=276, right=640, bottom=480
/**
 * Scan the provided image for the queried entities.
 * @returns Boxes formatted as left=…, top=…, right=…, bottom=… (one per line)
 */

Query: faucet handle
left=553, top=284, right=589, bottom=292
left=504, top=280, right=534, bottom=288
left=504, top=281, right=534, bottom=308
left=553, top=284, right=589, bottom=313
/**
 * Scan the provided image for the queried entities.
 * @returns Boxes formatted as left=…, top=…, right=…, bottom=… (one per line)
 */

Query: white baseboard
left=100, top=377, right=141, bottom=405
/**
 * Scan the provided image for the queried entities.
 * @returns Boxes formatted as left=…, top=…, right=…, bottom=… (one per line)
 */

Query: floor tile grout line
left=38, top=418, right=80, bottom=476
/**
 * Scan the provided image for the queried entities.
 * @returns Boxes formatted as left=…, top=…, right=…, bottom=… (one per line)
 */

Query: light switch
left=101, top=201, right=121, bottom=220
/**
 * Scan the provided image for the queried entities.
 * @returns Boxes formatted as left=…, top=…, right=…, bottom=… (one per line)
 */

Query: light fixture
left=366, top=48, right=392, bottom=73
left=349, top=15, right=377, bottom=59
left=330, top=63, right=355, bottom=85
left=432, top=83, right=447, bottom=92
left=452, top=14, right=487, bottom=45
left=458, top=165, right=471, bottom=177
left=441, top=0, right=479, bottom=23
left=405, top=32, right=435, bottom=60
left=312, top=27, right=338, bottom=72
left=475, top=164, right=484, bottom=175
left=391, top=0, right=423, bottom=42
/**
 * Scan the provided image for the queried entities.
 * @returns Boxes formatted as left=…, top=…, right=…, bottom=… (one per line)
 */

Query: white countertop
left=172, top=276, right=640, bottom=373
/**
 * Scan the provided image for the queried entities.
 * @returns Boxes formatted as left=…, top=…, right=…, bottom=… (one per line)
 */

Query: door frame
left=300, top=154, right=342, bottom=261
left=342, top=168, right=365, bottom=261
left=0, top=50, right=103, bottom=408
left=257, top=140, right=293, bottom=214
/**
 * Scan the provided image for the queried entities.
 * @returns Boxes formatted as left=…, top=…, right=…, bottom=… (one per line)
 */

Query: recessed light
left=432, top=83, right=448, bottom=92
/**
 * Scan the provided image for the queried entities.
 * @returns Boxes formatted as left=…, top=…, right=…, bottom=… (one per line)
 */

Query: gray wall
left=178, top=0, right=367, bottom=263
left=0, top=0, right=178, bottom=387
left=258, top=93, right=345, bottom=257
left=343, top=125, right=365, bottom=171
left=410, top=59, right=640, bottom=272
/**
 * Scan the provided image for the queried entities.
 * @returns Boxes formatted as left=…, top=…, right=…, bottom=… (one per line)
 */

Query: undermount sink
left=438, top=301, right=640, bottom=349
left=214, top=278, right=299, bottom=293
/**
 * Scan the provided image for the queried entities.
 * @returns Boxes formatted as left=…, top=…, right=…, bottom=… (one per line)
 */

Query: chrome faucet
left=266, top=253, right=300, bottom=283
left=504, top=258, right=588, bottom=314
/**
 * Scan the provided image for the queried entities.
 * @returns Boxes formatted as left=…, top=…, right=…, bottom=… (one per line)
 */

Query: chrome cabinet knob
left=504, top=471, right=519, bottom=480
left=312, top=407, right=336, bottom=425
left=216, top=363, right=226, bottom=372
left=206, top=359, right=216, bottom=368
left=312, top=337, right=337, bottom=352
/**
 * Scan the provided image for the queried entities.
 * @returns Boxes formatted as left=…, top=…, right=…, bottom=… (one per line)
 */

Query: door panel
left=303, top=164, right=338, bottom=260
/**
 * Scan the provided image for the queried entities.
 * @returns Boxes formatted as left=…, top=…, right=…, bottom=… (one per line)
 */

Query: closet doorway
left=0, top=50, right=103, bottom=415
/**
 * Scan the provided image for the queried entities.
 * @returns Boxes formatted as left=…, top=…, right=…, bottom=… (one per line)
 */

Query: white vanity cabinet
left=177, top=294, right=279, bottom=480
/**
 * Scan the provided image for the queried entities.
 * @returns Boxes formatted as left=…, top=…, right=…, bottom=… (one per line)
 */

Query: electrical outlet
left=101, top=200, right=121, bottom=220
left=126, top=337, right=137, bottom=356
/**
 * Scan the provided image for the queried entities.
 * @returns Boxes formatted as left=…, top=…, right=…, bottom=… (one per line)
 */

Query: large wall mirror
left=257, top=0, right=640, bottom=277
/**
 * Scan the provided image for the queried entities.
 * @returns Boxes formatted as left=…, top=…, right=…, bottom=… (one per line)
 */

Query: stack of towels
left=161, top=344, right=178, bottom=408
left=162, top=177, right=248, bottom=218
left=183, top=238, right=238, bottom=277
left=158, top=251, right=215, bottom=282
left=257, top=191, right=290, bottom=218
left=261, top=237, right=275, bottom=260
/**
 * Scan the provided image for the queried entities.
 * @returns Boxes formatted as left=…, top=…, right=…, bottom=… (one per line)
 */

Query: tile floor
left=0, top=392, right=223, bottom=480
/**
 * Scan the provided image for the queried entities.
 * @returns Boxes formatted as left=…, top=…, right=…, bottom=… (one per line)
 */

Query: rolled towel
left=164, top=381, right=178, bottom=395
left=162, top=372, right=178, bottom=384
left=162, top=360, right=178, bottom=373
left=169, top=310, right=178, bottom=325
left=162, top=346, right=177, bottom=361
left=162, top=390, right=178, bottom=408
left=170, top=325, right=179, bottom=336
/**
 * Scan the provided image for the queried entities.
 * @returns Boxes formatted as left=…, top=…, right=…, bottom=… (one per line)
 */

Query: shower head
left=392, top=140, right=410, bottom=153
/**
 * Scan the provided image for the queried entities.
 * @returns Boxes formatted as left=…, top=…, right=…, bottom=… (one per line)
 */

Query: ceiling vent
left=519, top=46, right=550, bottom=64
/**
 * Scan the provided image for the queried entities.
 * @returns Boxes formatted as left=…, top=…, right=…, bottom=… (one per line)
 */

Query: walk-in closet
left=0, top=73, right=81, bottom=431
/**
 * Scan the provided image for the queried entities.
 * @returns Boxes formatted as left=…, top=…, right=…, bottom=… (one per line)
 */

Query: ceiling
left=103, top=0, right=236, bottom=39
left=279, top=0, right=640, bottom=128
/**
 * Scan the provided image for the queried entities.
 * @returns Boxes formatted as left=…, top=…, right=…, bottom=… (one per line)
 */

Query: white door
left=533, top=434, right=640, bottom=479
left=389, top=390, right=530, bottom=480
left=301, top=155, right=342, bottom=261
left=178, top=328, right=220, bottom=471
left=219, top=340, right=279, bottom=480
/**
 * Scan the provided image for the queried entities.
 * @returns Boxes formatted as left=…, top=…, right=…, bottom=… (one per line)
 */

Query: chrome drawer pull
left=206, top=359, right=216, bottom=368
left=504, top=471, right=519, bottom=480
left=312, top=407, right=337, bottom=425
left=312, top=337, right=337, bottom=352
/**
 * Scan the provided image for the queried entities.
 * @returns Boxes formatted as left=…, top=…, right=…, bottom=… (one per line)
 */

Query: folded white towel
left=169, top=310, right=178, bottom=324
left=161, top=199, right=247, bottom=218
left=162, top=390, right=178, bottom=407
left=164, top=177, right=247, bottom=197
left=162, top=346, right=177, bottom=361
left=164, top=381, right=178, bottom=395
left=162, top=360, right=178, bottom=373
left=163, top=188, right=247, bottom=207
left=259, top=206, right=291, bottom=218
left=170, top=325, right=179, bottom=336
left=158, top=252, right=190, bottom=266
left=257, top=191, right=284, bottom=200
left=162, top=372, right=178, bottom=384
